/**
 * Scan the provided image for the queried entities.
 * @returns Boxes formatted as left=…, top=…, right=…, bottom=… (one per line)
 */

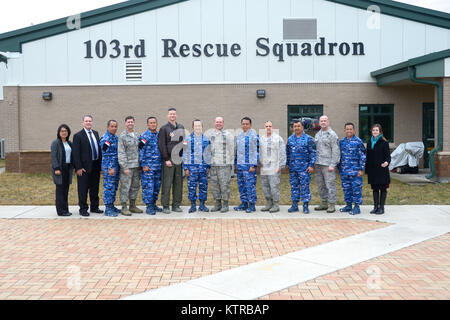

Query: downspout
left=408, top=66, right=443, bottom=180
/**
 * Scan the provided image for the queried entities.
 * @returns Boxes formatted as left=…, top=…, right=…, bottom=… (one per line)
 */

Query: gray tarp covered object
left=389, top=142, right=425, bottom=171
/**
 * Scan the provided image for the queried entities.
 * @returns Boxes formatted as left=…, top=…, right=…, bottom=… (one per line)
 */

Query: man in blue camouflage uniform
left=183, top=120, right=211, bottom=213
left=139, top=117, right=163, bottom=215
left=100, top=120, right=120, bottom=217
left=338, top=122, right=366, bottom=215
left=234, top=117, right=259, bottom=213
left=286, top=119, right=316, bottom=214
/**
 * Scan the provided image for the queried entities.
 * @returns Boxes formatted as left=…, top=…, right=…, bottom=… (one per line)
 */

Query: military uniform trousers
left=209, top=165, right=232, bottom=201
left=161, top=163, right=183, bottom=208
left=141, top=168, right=161, bottom=205
left=260, top=172, right=281, bottom=202
left=103, top=167, right=119, bottom=205
left=289, top=170, right=312, bottom=203
left=341, top=173, right=363, bottom=205
left=315, top=164, right=337, bottom=203
left=186, top=168, right=208, bottom=201
left=119, top=167, right=141, bottom=203
left=236, top=166, right=257, bottom=204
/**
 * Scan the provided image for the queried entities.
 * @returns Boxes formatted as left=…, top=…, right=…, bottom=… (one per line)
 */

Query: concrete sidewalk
left=0, top=204, right=447, bottom=221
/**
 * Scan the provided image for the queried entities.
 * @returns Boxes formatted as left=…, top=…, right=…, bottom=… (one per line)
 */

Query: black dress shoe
left=58, top=212, right=72, bottom=217
left=80, top=211, right=90, bottom=217
left=90, top=208, right=104, bottom=214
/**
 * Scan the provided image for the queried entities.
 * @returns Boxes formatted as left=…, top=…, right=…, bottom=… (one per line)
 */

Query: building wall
left=435, top=77, right=450, bottom=180
left=443, top=78, right=450, bottom=152
left=0, top=86, right=20, bottom=153
left=0, top=62, right=6, bottom=142
left=3, top=0, right=450, bottom=86
left=2, top=82, right=433, bottom=148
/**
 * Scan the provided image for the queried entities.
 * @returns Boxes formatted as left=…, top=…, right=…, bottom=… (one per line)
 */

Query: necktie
left=88, top=131, right=98, bottom=160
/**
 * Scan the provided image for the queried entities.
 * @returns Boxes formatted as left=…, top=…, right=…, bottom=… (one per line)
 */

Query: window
left=359, top=104, right=394, bottom=142
left=287, top=105, right=323, bottom=137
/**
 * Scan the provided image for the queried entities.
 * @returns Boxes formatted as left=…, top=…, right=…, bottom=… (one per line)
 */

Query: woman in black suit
left=365, top=124, right=391, bottom=215
left=51, top=124, right=74, bottom=216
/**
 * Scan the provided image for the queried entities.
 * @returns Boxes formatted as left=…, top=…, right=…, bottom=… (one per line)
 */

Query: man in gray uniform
left=259, top=121, right=286, bottom=213
left=314, top=115, right=340, bottom=213
left=206, top=117, right=235, bottom=213
left=118, top=116, right=143, bottom=216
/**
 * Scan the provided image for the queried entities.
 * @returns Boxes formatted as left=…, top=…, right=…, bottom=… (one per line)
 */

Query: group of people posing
left=50, top=108, right=391, bottom=217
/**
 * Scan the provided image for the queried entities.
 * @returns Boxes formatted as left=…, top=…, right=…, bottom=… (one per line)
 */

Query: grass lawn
left=0, top=159, right=4, bottom=168
left=0, top=172, right=449, bottom=206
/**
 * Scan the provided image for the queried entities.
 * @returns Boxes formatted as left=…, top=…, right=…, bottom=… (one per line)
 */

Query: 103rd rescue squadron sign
left=84, top=38, right=366, bottom=61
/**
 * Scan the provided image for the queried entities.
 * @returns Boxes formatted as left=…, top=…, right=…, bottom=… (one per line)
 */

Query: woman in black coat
left=365, top=124, right=391, bottom=215
left=51, top=124, right=74, bottom=216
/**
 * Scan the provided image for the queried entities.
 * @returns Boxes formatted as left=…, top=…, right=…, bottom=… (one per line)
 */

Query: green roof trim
left=325, top=0, right=450, bottom=29
left=0, top=53, right=7, bottom=64
left=0, top=0, right=448, bottom=54
left=371, top=48, right=450, bottom=86
left=371, top=49, right=450, bottom=77
left=0, top=0, right=188, bottom=53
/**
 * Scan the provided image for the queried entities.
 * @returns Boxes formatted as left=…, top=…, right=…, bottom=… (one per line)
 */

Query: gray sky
left=0, top=0, right=449, bottom=34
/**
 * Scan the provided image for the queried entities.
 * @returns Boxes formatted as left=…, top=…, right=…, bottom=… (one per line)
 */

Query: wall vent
left=283, top=19, right=317, bottom=40
left=126, top=60, right=143, bottom=81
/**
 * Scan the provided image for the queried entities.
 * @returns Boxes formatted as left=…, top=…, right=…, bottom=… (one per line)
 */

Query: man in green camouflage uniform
left=118, top=116, right=143, bottom=216
left=314, top=115, right=341, bottom=213
left=206, top=117, right=235, bottom=213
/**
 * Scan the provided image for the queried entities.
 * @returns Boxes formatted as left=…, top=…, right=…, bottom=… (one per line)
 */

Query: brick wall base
left=6, top=152, right=51, bottom=174
left=435, top=153, right=450, bottom=181
left=5, top=152, right=20, bottom=173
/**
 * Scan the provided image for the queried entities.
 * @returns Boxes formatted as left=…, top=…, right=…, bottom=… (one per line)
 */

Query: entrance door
left=422, top=103, right=435, bottom=169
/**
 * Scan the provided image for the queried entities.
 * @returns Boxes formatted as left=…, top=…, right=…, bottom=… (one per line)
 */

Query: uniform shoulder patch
left=102, top=141, right=111, bottom=152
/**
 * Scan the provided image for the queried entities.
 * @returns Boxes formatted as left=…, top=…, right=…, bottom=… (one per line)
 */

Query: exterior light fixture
left=42, top=92, right=53, bottom=101
left=257, top=89, right=266, bottom=98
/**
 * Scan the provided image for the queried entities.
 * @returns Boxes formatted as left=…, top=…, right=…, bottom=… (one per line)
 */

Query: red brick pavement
left=260, top=233, right=450, bottom=300
left=0, top=218, right=386, bottom=300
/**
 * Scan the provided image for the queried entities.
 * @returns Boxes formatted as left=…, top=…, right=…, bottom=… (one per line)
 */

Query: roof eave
left=0, top=0, right=188, bottom=53
left=371, top=48, right=450, bottom=77
left=371, top=49, right=450, bottom=86
left=325, top=0, right=450, bottom=29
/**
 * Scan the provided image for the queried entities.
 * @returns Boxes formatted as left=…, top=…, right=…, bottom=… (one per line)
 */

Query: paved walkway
left=390, top=169, right=435, bottom=185
left=260, top=233, right=449, bottom=300
left=0, top=205, right=448, bottom=300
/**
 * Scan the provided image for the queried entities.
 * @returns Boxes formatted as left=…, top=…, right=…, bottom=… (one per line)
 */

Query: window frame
left=358, top=104, right=394, bottom=143
left=287, top=104, right=324, bottom=137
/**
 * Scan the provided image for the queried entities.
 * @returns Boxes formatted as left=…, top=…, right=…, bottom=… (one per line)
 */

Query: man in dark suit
left=72, top=115, right=103, bottom=216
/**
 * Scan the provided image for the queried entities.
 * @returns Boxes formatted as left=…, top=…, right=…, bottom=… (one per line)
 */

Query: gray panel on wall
left=283, top=19, right=317, bottom=40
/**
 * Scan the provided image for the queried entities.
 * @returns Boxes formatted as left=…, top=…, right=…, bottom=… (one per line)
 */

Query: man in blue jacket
left=100, top=120, right=120, bottom=217
left=338, top=122, right=366, bottom=215
left=234, top=117, right=259, bottom=213
left=183, top=119, right=211, bottom=213
left=286, top=119, right=316, bottom=214
left=139, top=117, right=163, bottom=215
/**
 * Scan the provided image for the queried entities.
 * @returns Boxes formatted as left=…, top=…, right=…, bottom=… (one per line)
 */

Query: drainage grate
left=126, top=60, right=143, bottom=81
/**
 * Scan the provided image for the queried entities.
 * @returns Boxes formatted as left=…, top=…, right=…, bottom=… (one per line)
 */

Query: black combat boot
left=376, top=190, right=387, bottom=215
left=370, top=190, right=379, bottom=214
